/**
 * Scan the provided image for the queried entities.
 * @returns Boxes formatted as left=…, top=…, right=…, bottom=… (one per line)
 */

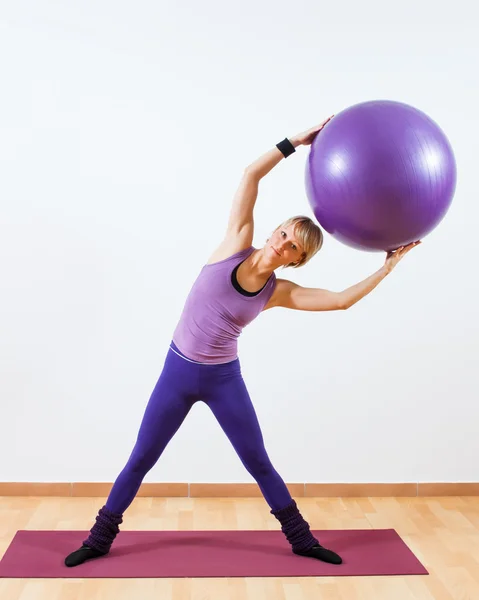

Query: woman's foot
left=64, top=544, right=108, bottom=567
left=293, top=544, right=342, bottom=564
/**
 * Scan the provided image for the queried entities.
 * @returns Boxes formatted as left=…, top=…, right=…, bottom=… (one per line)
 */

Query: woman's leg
left=65, top=349, right=200, bottom=566
left=202, top=362, right=342, bottom=564
left=105, top=358, right=197, bottom=515
left=202, top=365, right=292, bottom=511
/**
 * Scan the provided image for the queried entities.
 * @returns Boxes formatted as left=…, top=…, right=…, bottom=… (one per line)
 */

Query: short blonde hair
left=274, top=215, right=323, bottom=268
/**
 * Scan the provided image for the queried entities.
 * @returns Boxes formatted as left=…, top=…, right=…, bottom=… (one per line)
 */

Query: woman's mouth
left=272, top=247, right=281, bottom=256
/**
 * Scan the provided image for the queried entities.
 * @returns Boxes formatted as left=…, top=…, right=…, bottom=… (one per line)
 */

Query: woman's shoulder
left=205, top=225, right=255, bottom=265
left=206, top=241, right=254, bottom=266
left=262, top=277, right=293, bottom=310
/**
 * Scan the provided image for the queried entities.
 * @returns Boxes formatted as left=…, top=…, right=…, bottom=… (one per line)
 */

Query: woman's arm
left=208, top=118, right=334, bottom=263
left=265, top=242, right=421, bottom=311
left=225, top=147, right=290, bottom=238
left=226, top=117, right=334, bottom=236
left=266, top=268, right=389, bottom=311
left=265, top=279, right=346, bottom=311
left=338, top=266, right=390, bottom=309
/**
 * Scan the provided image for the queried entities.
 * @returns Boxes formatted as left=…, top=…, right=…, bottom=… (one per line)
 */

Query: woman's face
left=267, top=224, right=304, bottom=266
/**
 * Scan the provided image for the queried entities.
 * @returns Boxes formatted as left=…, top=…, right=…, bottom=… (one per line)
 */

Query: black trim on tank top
left=231, top=262, right=267, bottom=297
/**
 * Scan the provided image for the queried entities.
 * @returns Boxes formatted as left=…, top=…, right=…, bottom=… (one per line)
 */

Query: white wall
left=1, top=1, right=477, bottom=487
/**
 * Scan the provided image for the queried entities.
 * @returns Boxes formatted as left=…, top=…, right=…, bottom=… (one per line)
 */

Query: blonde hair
left=274, top=215, right=323, bottom=268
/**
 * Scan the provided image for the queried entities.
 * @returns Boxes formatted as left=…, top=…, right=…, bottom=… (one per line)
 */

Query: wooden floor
left=1, top=496, right=478, bottom=599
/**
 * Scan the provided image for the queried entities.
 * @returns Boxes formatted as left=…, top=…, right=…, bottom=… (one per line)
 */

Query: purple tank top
left=172, top=246, right=276, bottom=364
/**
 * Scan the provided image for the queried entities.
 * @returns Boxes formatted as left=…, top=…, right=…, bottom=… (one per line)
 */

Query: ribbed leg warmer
left=270, top=499, right=318, bottom=552
left=83, top=505, right=123, bottom=553
left=270, top=499, right=342, bottom=564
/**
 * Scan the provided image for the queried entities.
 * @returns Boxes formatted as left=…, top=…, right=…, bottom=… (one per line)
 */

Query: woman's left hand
left=384, top=241, right=421, bottom=273
left=290, top=115, right=334, bottom=147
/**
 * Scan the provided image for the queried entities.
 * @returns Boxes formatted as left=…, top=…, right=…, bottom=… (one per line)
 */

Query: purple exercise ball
left=305, top=100, right=457, bottom=252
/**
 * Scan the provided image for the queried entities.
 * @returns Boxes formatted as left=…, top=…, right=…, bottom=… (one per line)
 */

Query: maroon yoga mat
left=0, top=529, right=428, bottom=578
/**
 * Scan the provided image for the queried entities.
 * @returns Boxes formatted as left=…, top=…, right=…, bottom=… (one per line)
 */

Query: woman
left=65, top=116, right=419, bottom=567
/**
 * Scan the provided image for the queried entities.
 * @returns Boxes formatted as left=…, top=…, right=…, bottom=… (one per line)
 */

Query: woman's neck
left=243, top=248, right=276, bottom=279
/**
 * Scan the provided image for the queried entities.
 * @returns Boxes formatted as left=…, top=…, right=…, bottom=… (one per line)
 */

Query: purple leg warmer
left=83, top=505, right=123, bottom=553
left=271, top=499, right=319, bottom=552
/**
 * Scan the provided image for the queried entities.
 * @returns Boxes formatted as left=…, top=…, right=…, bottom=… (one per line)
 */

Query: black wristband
left=276, top=138, right=296, bottom=158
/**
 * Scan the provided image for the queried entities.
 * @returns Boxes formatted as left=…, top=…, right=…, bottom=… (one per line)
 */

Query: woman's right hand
left=290, top=115, right=334, bottom=147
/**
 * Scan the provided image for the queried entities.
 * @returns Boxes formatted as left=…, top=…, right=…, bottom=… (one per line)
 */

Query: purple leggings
left=105, top=342, right=293, bottom=514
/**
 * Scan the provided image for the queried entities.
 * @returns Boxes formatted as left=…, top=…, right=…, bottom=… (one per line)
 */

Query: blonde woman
left=65, top=117, right=418, bottom=567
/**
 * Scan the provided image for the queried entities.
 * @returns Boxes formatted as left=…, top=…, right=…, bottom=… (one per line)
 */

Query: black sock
left=64, top=544, right=108, bottom=567
left=293, top=544, right=342, bottom=565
